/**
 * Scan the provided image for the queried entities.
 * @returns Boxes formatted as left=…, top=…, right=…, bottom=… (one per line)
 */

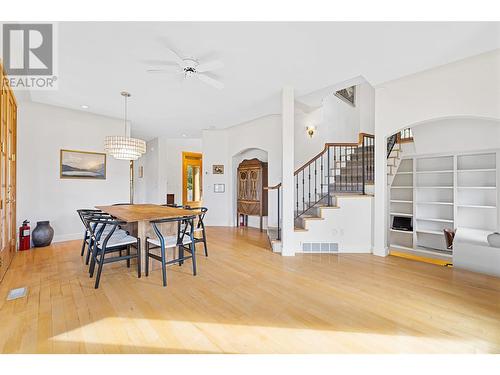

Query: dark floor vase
left=32, top=221, right=54, bottom=247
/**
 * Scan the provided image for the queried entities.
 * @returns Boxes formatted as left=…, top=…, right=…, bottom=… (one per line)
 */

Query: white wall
left=203, top=115, right=282, bottom=227
left=294, top=82, right=375, bottom=169
left=374, top=49, right=500, bottom=256
left=17, top=101, right=130, bottom=243
left=411, top=118, right=500, bottom=155
left=134, top=137, right=202, bottom=205
left=293, top=196, right=374, bottom=253
left=162, top=138, right=202, bottom=206
left=134, top=138, right=160, bottom=203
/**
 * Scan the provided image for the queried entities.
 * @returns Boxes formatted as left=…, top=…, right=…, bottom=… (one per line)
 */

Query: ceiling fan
left=146, top=48, right=224, bottom=90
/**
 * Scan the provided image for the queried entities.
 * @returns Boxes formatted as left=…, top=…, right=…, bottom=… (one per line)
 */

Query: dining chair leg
left=202, top=229, right=208, bottom=257
left=191, top=242, right=197, bottom=276
left=160, top=245, right=167, bottom=287
left=94, top=248, right=106, bottom=289
left=80, top=231, right=87, bottom=256
left=126, top=245, right=131, bottom=268
left=178, top=244, right=184, bottom=266
left=145, top=238, right=150, bottom=277
left=89, top=243, right=98, bottom=277
left=137, top=239, right=141, bottom=278
left=85, top=238, right=94, bottom=265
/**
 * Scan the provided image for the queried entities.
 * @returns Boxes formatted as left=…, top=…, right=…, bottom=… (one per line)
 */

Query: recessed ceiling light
left=182, top=134, right=187, bottom=137
left=81, top=105, right=89, bottom=109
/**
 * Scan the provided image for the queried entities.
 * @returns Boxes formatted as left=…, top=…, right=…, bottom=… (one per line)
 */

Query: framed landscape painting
left=60, top=149, right=106, bottom=179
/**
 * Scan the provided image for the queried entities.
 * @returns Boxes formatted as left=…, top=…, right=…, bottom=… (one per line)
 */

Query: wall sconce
left=306, top=125, right=316, bottom=138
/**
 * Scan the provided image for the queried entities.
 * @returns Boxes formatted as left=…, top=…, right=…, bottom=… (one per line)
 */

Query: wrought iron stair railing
left=294, top=133, right=374, bottom=219
left=265, top=133, right=374, bottom=242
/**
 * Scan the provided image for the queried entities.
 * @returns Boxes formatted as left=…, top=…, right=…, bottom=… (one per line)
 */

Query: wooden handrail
left=264, top=183, right=282, bottom=190
left=294, top=132, right=374, bottom=175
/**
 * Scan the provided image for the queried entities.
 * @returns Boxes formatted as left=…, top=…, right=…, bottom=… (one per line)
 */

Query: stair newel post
left=362, top=135, right=366, bottom=195
left=277, top=185, right=281, bottom=241
left=327, top=146, right=332, bottom=206
left=296, top=174, right=299, bottom=216
left=302, top=170, right=305, bottom=215
left=308, top=164, right=311, bottom=209
left=314, top=159, right=317, bottom=205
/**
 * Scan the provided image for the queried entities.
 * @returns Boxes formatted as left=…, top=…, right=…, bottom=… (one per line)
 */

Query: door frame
left=182, top=151, right=203, bottom=207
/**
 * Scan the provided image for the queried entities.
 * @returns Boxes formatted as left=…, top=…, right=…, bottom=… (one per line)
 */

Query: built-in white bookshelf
left=414, top=155, right=454, bottom=254
left=389, top=158, right=414, bottom=251
left=456, top=153, right=497, bottom=232
left=389, top=151, right=499, bottom=261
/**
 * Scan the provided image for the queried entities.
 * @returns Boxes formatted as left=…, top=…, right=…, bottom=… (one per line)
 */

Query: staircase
left=386, top=129, right=414, bottom=185
left=267, top=133, right=374, bottom=252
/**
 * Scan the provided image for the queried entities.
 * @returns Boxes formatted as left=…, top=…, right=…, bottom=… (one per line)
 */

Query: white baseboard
left=52, top=233, right=82, bottom=243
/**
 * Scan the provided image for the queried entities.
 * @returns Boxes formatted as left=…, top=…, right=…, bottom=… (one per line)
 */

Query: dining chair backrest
left=184, top=206, right=208, bottom=229
left=150, top=215, right=196, bottom=248
left=86, top=215, right=127, bottom=249
left=77, top=209, right=102, bottom=227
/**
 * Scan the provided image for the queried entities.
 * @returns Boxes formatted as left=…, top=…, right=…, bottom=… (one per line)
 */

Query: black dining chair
left=78, top=209, right=128, bottom=265
left=87, top=214, right=141, bottom=289
left=77, top=209, right=102, bottom=257
left=184, top=207, right=209, bottom=257
left=145, top=215, right=197, bottom=287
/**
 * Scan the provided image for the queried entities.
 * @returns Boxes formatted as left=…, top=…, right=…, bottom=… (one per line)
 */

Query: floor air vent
left=302, top=242, right=338, bottom=253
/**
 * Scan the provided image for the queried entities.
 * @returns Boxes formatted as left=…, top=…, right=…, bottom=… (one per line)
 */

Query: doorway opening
left=182, top=152, right=203, bottom=208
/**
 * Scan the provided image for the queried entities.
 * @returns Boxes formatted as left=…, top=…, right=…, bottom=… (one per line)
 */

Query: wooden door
left=0, top=63, right=17, bottom=282
left=182, top=152, right=203, bottom=208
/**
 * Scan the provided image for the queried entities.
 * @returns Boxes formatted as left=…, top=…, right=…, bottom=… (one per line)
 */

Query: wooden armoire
left=236, top=158, right=268, bottom=231
left=0, top=61, right=18, bottom=283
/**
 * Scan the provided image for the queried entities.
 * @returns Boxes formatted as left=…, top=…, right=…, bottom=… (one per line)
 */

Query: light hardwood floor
left=0, top=227, right=499, bottom=353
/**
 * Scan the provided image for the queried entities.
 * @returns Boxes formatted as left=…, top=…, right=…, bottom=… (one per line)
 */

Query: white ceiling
left=28, top=22, right=500, bottom=140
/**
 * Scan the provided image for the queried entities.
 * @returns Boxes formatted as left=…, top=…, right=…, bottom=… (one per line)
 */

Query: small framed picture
left=212, top=164, right=224, bottom=174
left=214, top=183, right=225, bottom=193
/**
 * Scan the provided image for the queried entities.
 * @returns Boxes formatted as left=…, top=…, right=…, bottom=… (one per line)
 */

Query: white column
left=281, top=86, right=295, bottom=256
left=373, top=126, right=389, bottom=256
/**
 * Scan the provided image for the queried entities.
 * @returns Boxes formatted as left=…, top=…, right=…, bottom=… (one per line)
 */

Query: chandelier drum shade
left=104, top=136, right=146, bottom=160
left=104, top=91, right=146, bottom=161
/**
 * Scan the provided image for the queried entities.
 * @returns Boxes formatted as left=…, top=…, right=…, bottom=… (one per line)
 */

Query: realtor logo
left=1, top=23, right=57, bottom=90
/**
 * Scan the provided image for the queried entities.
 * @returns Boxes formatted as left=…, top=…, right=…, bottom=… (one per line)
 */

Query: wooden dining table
left=96, top=204, right=201, bottom=271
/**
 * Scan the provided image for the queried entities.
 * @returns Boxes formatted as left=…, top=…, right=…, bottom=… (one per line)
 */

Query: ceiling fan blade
left=196, top=60, right=224, bottom=73
left=197, top=73, right=224, bottom=89
left=165, top=47, right=186, bottom=67
left=146, top=67, right=179, bottom=74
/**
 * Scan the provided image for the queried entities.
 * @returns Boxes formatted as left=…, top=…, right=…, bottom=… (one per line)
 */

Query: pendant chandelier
left=104, top=91, right=146, bottom=160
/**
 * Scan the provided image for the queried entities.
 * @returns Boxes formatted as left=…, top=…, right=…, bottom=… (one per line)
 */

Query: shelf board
left=391, top=186, right=413, bottom=189
left=396, top=171, right=413, bottom=175
left=457, top=186, right=497, bottom=190
left=390, top=228, right=413, bottom=234
left=417, top=217, right=454, bottom=223
left=389, top=244, right=413, bottom=252
left=390, top=200, right=413, bottom=203
left=416, top=170, right=453, bottom=174
left=414, top=246, right=453, bottom=259
left=457, top=168, right=496, bottom=173
left=457, top=204, right=497, bottom=209
left=416, top=201, right=453, bottom=206
left=416, top=186, right=454, bottom=189
left=390, top=212, right=413, bottom=217
left=416, top=229, right=443, bottom=235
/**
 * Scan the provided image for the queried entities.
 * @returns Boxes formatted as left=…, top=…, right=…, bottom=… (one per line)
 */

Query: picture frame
left=335, top=85, right=356, bottom=106
left=214, top=183, right=225, bottom=193
left=60, top=149, right=106, bottom=179
left=212, top=164, right=224, bottom=174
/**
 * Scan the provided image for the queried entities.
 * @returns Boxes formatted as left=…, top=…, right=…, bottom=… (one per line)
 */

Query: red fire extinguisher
left=19, top=220, right=31, bottom=251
